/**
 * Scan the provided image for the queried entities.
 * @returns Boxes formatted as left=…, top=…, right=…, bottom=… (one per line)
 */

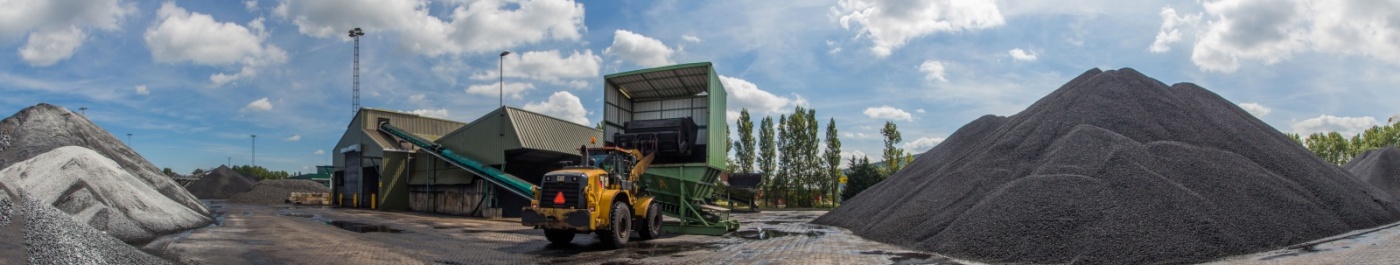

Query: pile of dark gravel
left=228, top=179, right=330, bottom=205
left=814, top=68, right=1400, bottom=264
left=22, top=196, right=170, bottom=265
left=1344, top=147, right=1400, bottom=200
left=185, top=165, right=256, bottom=199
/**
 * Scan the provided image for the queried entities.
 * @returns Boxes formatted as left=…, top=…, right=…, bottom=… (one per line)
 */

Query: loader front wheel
left=597, top=201, right=631, bottom=249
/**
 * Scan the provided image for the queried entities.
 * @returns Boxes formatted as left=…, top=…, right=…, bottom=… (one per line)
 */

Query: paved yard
left=147, top=201, right=1400, bottom=265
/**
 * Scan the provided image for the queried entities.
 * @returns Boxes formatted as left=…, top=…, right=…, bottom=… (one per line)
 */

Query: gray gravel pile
left=22, top=196, right=171, bottom=265
left=229, top=179, right=330, bottom=205
left=185, top=165, right=256, bottom=199
left=0, top=103, right=209, bottom=217
left=1344, top=147, right=1400, bottom=200
left=1, top=146, right=213, bottom=244
left=814, top=68, right=1400, bottom=264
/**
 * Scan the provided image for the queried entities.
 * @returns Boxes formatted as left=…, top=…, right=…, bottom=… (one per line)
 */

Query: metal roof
left=505, top=107, right=602, bottom=155
left=435, top=106, right=602, bottom=165
left=604, top=62, right=712, bottom=101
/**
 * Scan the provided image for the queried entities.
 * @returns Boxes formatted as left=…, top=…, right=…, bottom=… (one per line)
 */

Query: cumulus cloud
left=903, top=137, right=946, bottom=151
left=1154, top=0, right=1400, bottom=72
left=314, top=149, right=325, bottom=155
left=244, top=0, right=258, bottom=11
left=863, top=106, right=914, bottom=121
left=136, top=85, right=149, bottom=95
left=1237, top=102, right=1271, bottom=117
left=1008, top=48, right=1037, bottom=61
left=842, top=132, right=878, bottom=140
left=682, top=34, right=701, bottom=43
left=604, top=30, right=675, bottom=67
left=146, top=3, right=286, bottom=86
left=1291, top=115, right=1378, bottom=136
left=274, top=0, right=584, bottom=57
left=472, top=50, right=600, bottom=88
left=2, top=0, right=132, bottom=66
left=409, top=108, right=450, bottom=119
left=916, top=108, right=927, bottom=113
left=243, top=97, right=273, bottom=112
left=720, top=75, right=797, bottom=115
left=523, top=91, right=589, bottom=125
left=466, top=82, right=535, bottom=100
left=842, top=150, right=869, bottom=167
left=919, top=60, right=948, bottom=82
left=284, top=134, right=301, bottom=141
left=834, top=0, right=1006, bottom=57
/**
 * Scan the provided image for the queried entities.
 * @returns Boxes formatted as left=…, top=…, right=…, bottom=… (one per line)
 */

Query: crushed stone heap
left=814, top=68, right=1400, bottom=264
left=185, top=165, right=256, bottom=199
left=229, top=179, right=330, bottom=205
left=22, top=195, right=171, bottom=265
left=1, top=146, right=213, bottom=244
left=1344, top=147, right=1400, bottom=200
left=0, top=103, right=209, bottom=216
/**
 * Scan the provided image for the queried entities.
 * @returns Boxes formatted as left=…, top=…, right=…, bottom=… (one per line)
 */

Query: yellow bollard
left=371, top=193, right=377, bottom=210
left=338, top=193, right=343, bottom=206
left=354, top=193, right=359, bottom=208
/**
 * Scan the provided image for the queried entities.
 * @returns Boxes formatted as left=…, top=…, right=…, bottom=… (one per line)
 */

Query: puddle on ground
left=277, top=213, right=315, bottom=218
left=242, top=212, right=253, bottom=216
left=325, top=220, right=405, bottom=233
left=1259, top=222, right=1400, bottom=261
left=859, top=250, right=958, bottom=265
left=242, top=240, right=275, bottom=245
left=726, top=229, right=824, bottom=240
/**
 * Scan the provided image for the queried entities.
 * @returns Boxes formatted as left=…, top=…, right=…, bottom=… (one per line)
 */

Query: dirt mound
left=185, top=165, right=256, bottom=199
left=0, top=146, right=213, bottom=244
left=229, top=179, right=330, bottom=205
left=813, top=68, right=1400, bottom=264
left=1344, top=147, right=1400, bottom=200
left=0, top=103, right=208, bottom=216
left=21, top=196, right=170, bottom=265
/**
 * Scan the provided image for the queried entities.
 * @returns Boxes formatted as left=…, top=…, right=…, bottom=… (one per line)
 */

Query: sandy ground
left=143, top=200, right=1400, bottom=265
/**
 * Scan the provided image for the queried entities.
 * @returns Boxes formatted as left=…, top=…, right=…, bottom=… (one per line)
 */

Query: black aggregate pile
left=185, top=165, right=256, bottom=199
left=0, top=103, right=209, bottom=216
left=22, top=196, right=171, bottom=265
left=814, top=68, right=1400, bottom=264
left=229, top=179, right=330, bottom=205
left=1344, top=147, right=1400, bottom=200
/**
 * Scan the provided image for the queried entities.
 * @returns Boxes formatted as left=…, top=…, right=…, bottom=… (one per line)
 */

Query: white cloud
left=243, top=97, right=273, bottom=112
left=145, top=3, right=287, bottom=86
left=919, top=60, right=947, bottom=82
left=903, top=137, right=946, bottom=151
left=604, top=30, right=675, bottom=67
left=916, top=108, right=927, bottom=113
left=314, top=149, right=325, bottom=155
left=466, top=82, right=535, bottom=100
left=842, top=132, right=878, bottom=140
left=863, top=106, right=914, bottom=121
left=1008, top=48, right=1037, bottom=61
left=682, top=34, right=701, bottom=43
left=841, top=150, right=869, bottom=167
left=18, top=26, right=86, bottom=66
left=284, top=134, right=301, bottom=141
left=274, top=0, right=585, bottom=57
left=834, top=0, right=1006, bottom=57
left=1149, top=7, right=1200, bottom=53
left=720, top=75, right=796, bottom=115
left=2, top=0, right=132, bottom=66
left=136, top=85, right=149, bottom=95
left=244, top=0, right=258, bottom=11
left=1291, top=115, right=1379, bottom=136
left=523, top=91, right=589, bottom=125
left=1156, top=0, right=1400, bottom=72
left=474, top=50, right=600, bottom=88
left=409, top=108, right=450, bottom=119
left=1237, top=102, right=1271, bottom=117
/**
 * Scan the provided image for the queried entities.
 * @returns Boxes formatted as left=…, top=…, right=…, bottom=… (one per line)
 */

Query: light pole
left=126, top=133, right=132, bottom=145
left=251, top=134, right=257, bottom=167
left=499, top=51, right=510, bottom=108
left=79, top=107, right=87, bottom=115
left=348, top=27, right=365, bottom=116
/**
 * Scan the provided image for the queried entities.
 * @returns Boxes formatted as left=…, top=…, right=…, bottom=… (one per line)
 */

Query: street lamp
left=348, top=27, right=365, bottom=116
left=251, top=134, right=257, bottom=167
left=126, top=133, right=132, bottom=145
left=79, top=107, right=87, bottom=115
left=499, top=51, right=510, bottom=108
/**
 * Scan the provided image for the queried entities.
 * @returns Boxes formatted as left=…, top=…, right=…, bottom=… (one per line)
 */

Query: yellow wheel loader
left=520, top=145, right=663, bottom=248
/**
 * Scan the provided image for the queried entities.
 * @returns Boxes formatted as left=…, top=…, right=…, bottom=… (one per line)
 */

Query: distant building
left=289, top=165, right=332, bottom=187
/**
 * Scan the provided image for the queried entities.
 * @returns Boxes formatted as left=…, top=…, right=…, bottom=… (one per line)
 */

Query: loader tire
left=637, top=202, right=663, bottom=240
left=544, top=229, right=575, bottom=244
left=597, top=201, right=631, bottom=249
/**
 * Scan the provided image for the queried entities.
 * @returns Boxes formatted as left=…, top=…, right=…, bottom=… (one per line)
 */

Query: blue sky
left=2, top=0, right=1397, bottom=174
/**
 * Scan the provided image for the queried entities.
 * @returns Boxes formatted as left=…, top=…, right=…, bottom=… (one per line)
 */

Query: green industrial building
left=331, top=106, right=601, bottom=217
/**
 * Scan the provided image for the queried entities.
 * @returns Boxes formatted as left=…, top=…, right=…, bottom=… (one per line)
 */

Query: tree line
left=1287, top=121, right=1400, bottom=165
left=728, top=107, right=912, bottom=207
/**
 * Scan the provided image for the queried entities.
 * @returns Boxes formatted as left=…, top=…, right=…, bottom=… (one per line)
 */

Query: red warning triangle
left=553, top=191, right=565, bottom=205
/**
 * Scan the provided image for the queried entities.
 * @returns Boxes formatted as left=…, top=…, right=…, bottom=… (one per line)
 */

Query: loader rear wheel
left=637, top=202, right=663, bottom=240
left=544, top=229, right=574, bottom=244
left=597, top=201, right=631, bottom=249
